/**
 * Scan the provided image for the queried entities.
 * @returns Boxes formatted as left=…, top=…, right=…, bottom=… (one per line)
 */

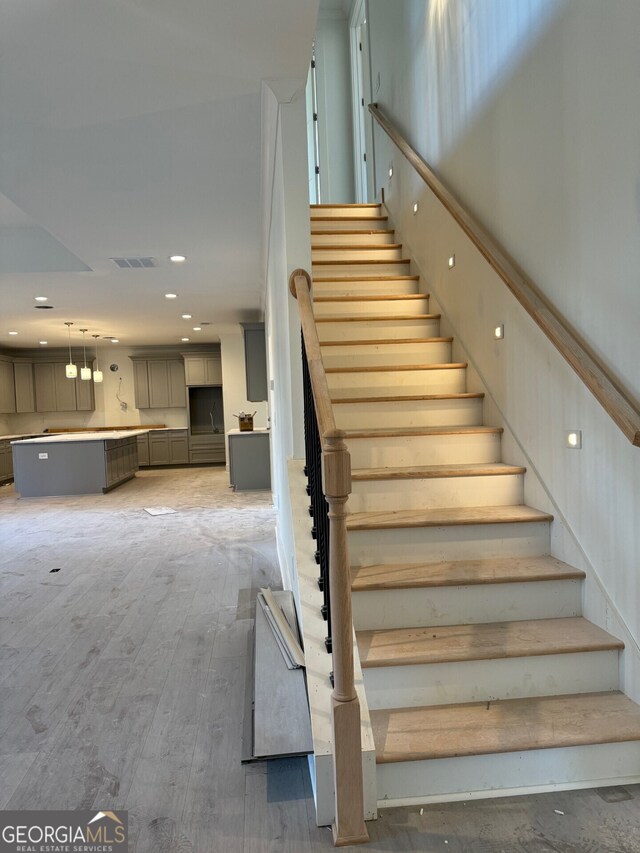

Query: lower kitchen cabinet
left=0, top=440, right=13, bottom=483
left=104, top=437, right=138, bottom=490
left=188, top=433, right=225, bottom=464
left=137, top=433, right=150, bottom=466
left=228, top=429, right=271, bottom=490
left=148, top=430, right=189, bottom=466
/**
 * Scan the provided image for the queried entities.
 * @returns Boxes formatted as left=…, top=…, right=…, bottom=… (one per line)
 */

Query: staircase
left=309, top=202, right=640, bottom=808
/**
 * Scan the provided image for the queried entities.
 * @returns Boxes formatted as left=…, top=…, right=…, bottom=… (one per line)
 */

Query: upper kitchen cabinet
left=131, top=358, right=186, bottom=409
left=241, top=323, right=268, bottom=402
left=0, top=358, right=17, bottom=414
left=33, top=362, right=95, bottom=412
left=13, top=362, right=35, bottom=413
left=183, top=354, right=222, bottom=386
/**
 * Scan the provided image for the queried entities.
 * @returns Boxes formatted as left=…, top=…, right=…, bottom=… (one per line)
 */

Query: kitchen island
left=12, top=430, right=148, bottom=497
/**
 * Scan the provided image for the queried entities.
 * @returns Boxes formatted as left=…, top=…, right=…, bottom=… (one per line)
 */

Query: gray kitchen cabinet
left=54, top=365, right=79, bottom=411
left=0, top=359, right=17, bottom=414
left=137, top=433, right=150, bottom=466
left=168, top=432, right=189, bottom=464
left=132, top=358, right=186, bottom=409
left=189, top=433, right=225, bottom=464
left=148, top=360, right=170, bottom=408
left=184, top=355, right=222, bottom=386
left=149, top=433, right=171, bottom=464
left=75, top=376, right=95, bottom=411
left=0, top=440, right=13, bottom=482
left=148, top=430, right=188, bottom=465
left=34, top=363, right=57, bottom=412
left=241, top=322, right=268, bottom=402
left=14, top=362, right=35, bottom=413
left=133, top=360, right=150, bottom=409
left=228, top=429, right=271, bottom=490
left=168, top=359, right=186, bottom=407
left=33, top=362, right=95, bottom=412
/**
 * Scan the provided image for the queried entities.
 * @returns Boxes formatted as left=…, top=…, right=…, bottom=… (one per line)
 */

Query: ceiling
left=0, top=0, right=319, bottom=350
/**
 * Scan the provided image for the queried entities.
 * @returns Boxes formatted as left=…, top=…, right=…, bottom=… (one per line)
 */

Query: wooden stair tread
left=316, top=314, right=440, bottom=323
left=311, top=203, right=381, bottom=208
left=314, top=293, right=427, bottom=302
left=357, top=617, right=623, bottom=669
left=312, top=243, right=403, bottom=250
left=343, top=425, right=503, bottom=439
left=312, top=258, right=411, bottom=266
left=371, top=692, right=640, bottom=763
left=352, top=463, right=525, bottom=482
left=311, top=229, right=395, bottom=235
left=314, top=275, right=418, bottom=282
left=347, top=505, right=553, bottom=531
left=333, top=392, right=484, bottom=404
left=309, top=216, right=389, bottom=222
left=351, top=555, right=585, bottom=591
left=327, top=363, right=466, bottom=374
left=321, top=336, right=453, bottom=347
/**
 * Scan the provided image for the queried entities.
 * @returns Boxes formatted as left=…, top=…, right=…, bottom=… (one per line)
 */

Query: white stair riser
left=376, top=742, right=640, bottom=808
left=352, top=578, right=579, bottom=630
left=313, top=261, right=411, bottom=277
left=312, top=247, right=403, bottom=261
left=310, top=218, right=389, bottom=231
left=319, top=318, right=440, bottom=343
left=348, top=520, right=550, bottom=566
left=313, top=279, right=419, bottom=297
left=311, top=206, right=382, bottom=218
left=346, top=432, right=503, bottom=469
left=329, top=368, right=466, bottom=398
left=314, top=297, right=430, bottom=318
left=321, top=340, right=452, bottom=368
left=334, top=397, right=483, bottom=430
left=312, top=231, right=396, bottom=245
left=349, top=472, right=524, bottom=512
left=363, top=650, right=619, bottom=710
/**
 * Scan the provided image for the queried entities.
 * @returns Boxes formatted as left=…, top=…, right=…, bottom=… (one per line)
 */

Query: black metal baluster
left=301, top=332, right=332, bottom=652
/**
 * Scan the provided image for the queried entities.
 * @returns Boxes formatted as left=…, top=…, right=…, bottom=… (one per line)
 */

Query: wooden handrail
left=289, top=268, right=369, bottom=847
left=369, top=103, right=640, bottom=447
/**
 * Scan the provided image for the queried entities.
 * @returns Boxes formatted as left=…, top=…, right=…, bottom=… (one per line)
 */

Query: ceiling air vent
left=111, top=257, right=157, bottom=269
left=34, top=305, right=54, bottom=310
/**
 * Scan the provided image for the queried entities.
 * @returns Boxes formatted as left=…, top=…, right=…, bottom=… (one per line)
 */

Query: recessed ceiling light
left=8, top=331, right=18, bottom=336
left=111, top=338, right=119, bottom=343
left=181, top=314, right=192, bottom=319
left=34, top=296, right=48, bottom=302
left=39, top=341, right=48, bottom=345
left=169, top=254, right=187, bottom=263
left=181, top=337, right=190, bottom=342
left=165, top=293, right=177, bottom=299
left=192, top=326, right=202, bottom=331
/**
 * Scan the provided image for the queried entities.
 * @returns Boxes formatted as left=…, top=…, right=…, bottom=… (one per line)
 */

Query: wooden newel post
left=322, top=429, right=369, bottom=847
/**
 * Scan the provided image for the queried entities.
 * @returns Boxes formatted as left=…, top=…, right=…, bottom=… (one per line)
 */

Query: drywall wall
left=367, top=0, right=640, bottom=694
left=261, top=83, right=309, bottom=593
left=314, top=13, right=356, bottom=203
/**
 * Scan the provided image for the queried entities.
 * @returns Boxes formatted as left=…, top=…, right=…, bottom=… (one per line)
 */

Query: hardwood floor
left=1, top=467, right=638, bottom=852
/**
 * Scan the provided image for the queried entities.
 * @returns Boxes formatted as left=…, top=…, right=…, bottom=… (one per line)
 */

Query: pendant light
left=92, top=334, right=103, bottom=383
left=79, top=328, right=91, bottom=380
left=64, top=322, right=77, bottom=379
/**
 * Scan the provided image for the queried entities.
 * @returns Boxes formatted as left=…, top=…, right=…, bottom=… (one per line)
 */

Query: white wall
left=314, top=13, right=356, bottom=203
left=261, top=82, right=311, bottom=592
left=367, top=0, right=640, bottom=695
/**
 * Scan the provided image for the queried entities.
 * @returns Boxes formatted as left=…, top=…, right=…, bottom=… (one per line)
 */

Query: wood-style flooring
left=1, top=467, right=639, bottom=852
